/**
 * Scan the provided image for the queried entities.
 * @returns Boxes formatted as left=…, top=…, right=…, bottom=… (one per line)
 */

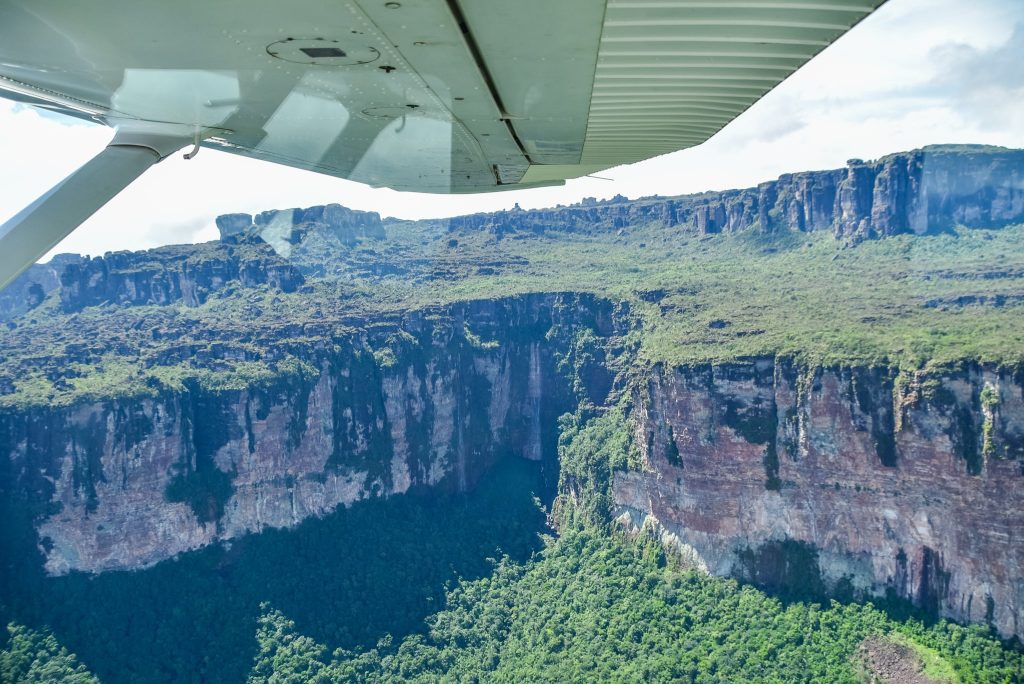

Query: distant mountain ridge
left=440, top=144, right=1024, bottom=241
left=205, top=144, right=1024, bottom=246
left=3, top=144, right=1021, bottom=320
left=3, top=144, right=1024, bottom=649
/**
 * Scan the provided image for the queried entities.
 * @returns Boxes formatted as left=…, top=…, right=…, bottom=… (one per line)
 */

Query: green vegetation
left=420, top=222, right=1024, bottom=370
left=980, top=382, right=1003, bottom=461
left=3, top=216, right=1024, bottom=409
left=9, top=400, right=1018, bottom=682
left=0, top=623, right=98, bottom=683
left=2, top=179, right=1024, bottom=682
left=0, top=458, right=546, bottom=683
left=245, top=530, right=1023, bottom=683
left=555, top=403, right=638, bottom=528
left=7, top=517, right=1022, bottom=683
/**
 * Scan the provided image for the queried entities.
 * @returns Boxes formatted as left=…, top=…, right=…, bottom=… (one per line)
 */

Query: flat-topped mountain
left=442, top=144, right=1024, bottom=240
left=2, top=145, right=1024, bottom=682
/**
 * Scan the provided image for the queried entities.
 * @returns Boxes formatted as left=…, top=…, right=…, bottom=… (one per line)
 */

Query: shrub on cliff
left=251, top=530, right=1024, bottom=683
left=553, top=403, right=638, bottom=529
left=0, top=623, right=98, bottom=684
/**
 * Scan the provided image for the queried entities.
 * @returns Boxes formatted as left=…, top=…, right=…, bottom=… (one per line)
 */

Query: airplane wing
left=0, top=0, right=886, bottom=287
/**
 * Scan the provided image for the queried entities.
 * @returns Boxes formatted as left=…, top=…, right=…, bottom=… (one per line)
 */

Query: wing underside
left=0, top=0, right=886, bottom=194
left=0, top=0, right=885, bottom=287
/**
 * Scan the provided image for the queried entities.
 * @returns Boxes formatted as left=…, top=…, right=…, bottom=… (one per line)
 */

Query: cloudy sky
left=1, top=0, right=1022, bottom=258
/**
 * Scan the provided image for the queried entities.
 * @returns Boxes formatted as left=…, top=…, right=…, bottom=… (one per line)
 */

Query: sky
left=1, top=0, right=1023, bottom=259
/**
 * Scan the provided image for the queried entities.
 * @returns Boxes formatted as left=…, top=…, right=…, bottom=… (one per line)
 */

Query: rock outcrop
left=2, top=144, right=1024, bottom=645
left=0, top=293, right=620, bottom=574
left=57, top=240, right=304, bottom=312
left=615, top=360, right=1024, bottom=639
left=216, top=203, right=386, bottom=246
left=7, top=289, right=1024, bottom=641
left=4, top=145, right=1017, bottom=319
left=445, top=145, right=1024, bottom=243
left=0, top=254, right=83, bottom=322
left=1, top=205, right=380, bottom=316
left=444, top=194, right=683, bottom=236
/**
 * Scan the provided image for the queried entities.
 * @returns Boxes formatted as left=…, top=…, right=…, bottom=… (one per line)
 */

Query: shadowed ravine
left=3, top=145, right=1024, bottom=681
left=1, top=457, right=548, bottom=684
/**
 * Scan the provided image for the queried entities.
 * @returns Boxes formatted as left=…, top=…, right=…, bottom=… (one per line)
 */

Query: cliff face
left=16, top=310, right=1020, bottom=637
left=58, top=240, right=304, bottom=312
left=216, top=203, right=386, bottom=247
left=2, top=144, right=1023, bottom=645
left=0, top=293, right=620, bottom=574
left=3, top=203, right=384, bottom=316
left=444, top=145, right=1024, bottom=242
left=443, top=195, right=683, bottom=236
left=615, top=361, right=1024, bottom=638
left=4, top=144, right=1017, bottom=314
left=0, top=254, right=83, bottom=322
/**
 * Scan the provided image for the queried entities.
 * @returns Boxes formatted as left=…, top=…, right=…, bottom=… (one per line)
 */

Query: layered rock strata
left=0, top=293, right=619, bottom=574
left=216, top=203, right=386, bottom=246
left=5, top=144, right=1020, bottom=316
left=615, top=360, right=1024, bottom=639
left=444, top=145, right=1024, bottom=242
left=58, top=240, right=303, bottom=311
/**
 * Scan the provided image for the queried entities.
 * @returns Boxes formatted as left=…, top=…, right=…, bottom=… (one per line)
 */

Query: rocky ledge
left=0, top=293, right=621, bottom=574
left=444, top=145, right=1024, bottom=243
left=56, top=239, right=305, bottom=312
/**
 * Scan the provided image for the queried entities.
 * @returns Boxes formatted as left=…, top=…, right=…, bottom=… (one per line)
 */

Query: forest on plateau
left=4, top=413, right=1024, bottom=683
left=4, top=146, right=1024, bottom=682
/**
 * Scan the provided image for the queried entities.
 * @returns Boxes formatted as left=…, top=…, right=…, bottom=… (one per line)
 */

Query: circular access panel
left=266, top=38, right=380, bottom=66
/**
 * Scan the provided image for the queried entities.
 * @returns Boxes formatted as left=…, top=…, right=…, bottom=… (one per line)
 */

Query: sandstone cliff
left=5, top=144, right=1018, bottom=315
left=216, top=203, right=386, bottom=247
left=0, top=254, right=83, bottom=322
left=444, top=145, right=1024, bottom=242
left=58, top=239, right=304, bottom=312
left=615, top=360, right=1024, bottom=639
left=2, top=144, right=1023, bottom=646
left=0, top=293, right=620, bottom=574
left=6, top=294, right=1024, bottom=640
left=2, top=203, right=384, bottom=317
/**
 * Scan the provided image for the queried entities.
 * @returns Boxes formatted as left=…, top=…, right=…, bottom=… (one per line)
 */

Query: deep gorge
left=2, top=144, right=1024, bottom=681
left=3, top=291, right=1023, bottom=647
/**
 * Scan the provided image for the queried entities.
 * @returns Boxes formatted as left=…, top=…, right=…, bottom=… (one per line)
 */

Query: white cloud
left=924, top=23, right=1024, bottom=131
left=0, top=0, right=1022, bottom=259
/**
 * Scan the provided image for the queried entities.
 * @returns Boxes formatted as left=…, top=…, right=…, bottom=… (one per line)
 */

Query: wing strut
left=0, top=128, right=192, bottom=290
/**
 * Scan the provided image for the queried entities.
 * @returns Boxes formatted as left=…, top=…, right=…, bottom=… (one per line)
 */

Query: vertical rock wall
left=615, top=360, right=1024, bottom=639
left=0, top=294, right=621, bottom=574
left=442, top=145, right=1024, bottom=242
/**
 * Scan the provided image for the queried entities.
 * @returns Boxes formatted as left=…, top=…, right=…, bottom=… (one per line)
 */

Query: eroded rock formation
left=2, top=144, right=1023, bottom=644
left=616, top=360, right=1024, bottom=639
left=445, top=145, right=1024, bottom=242
left=217, top=203, right=386, bottom=246
left=0, top=293, right=619, bottom=574
left=58, top=240, right=304, bottom=312
left=5, top=296, right=1023, bottom=640
left=0, top=254, right=83, bottom=322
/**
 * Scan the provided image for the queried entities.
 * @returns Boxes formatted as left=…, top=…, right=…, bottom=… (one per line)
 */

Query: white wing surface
left=0, top=0, right=886, bottom=286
